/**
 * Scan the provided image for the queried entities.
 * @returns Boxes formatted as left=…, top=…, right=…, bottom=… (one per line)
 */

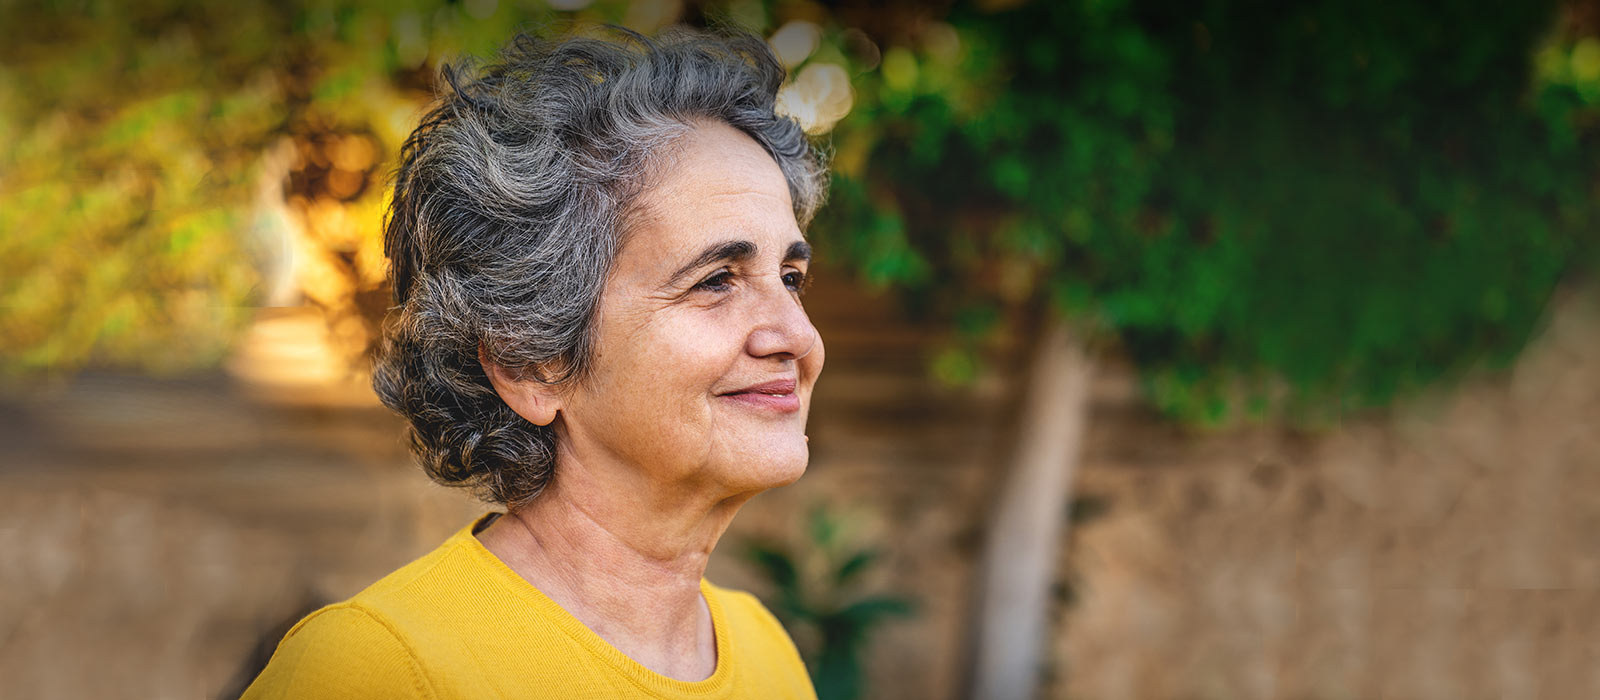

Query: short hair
left=372, top=26, right=828, bottom=508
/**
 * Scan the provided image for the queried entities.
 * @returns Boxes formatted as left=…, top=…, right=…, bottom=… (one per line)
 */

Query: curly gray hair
left=372, top=26, right=828, bottom=508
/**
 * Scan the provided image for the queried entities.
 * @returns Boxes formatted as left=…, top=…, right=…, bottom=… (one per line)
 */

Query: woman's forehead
left=647, top=122, right=793, bottom=210
left=621, top=124, right=801, bottom=270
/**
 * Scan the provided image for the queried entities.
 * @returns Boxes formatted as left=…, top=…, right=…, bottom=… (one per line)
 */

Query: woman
left=242, top=27, right=826, bottom=699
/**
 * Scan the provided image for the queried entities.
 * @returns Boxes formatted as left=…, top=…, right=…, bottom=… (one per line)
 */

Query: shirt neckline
left=451, top=512, right=737, bottom=699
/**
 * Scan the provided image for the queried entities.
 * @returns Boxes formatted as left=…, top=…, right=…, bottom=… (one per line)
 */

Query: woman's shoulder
left=240, top=603, right=433, bottom=700
left=317, top=514, right=550, bottom=659
left=239, top=515, right=510, bottom=699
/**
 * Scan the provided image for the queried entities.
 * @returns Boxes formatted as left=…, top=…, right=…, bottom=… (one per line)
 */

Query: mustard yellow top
left=240, top=514, right=816, bottom=700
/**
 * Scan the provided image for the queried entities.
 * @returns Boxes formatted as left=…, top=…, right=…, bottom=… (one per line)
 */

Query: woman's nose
left=745, top=281, right=820, bottom=360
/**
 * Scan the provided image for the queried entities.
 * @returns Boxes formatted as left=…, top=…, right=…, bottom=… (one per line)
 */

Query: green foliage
left=0, top=0, right=654, bottom=377
left=0, top=1, right=293, bottom=375
left=743, top=506, right=915, bottom=700
left=11, top=0, right=1597, bottom=420
left=815, top=0, right=1599, bottom=424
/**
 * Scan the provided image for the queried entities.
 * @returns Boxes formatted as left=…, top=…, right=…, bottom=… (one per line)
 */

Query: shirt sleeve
left=238, top=604, right=434, bottom=700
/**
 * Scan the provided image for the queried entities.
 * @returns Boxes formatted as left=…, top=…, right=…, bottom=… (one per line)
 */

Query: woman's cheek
left=673, top=309, right=746, bottom=368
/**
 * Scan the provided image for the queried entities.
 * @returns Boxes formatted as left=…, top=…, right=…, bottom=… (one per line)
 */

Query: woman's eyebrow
left=663, top=239, right=812, bottom=287
left=667, top=239, right=757, bottom=286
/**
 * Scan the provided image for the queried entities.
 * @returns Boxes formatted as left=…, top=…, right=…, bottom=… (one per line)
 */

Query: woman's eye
left=694, top=270, right=734, bottom=292
left=783, top=269, right=808, bottom=291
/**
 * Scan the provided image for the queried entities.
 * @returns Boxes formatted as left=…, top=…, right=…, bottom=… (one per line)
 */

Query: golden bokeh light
left=768, top=20, right=822, bottom=68
left=775, top=62, right=853, bottom=135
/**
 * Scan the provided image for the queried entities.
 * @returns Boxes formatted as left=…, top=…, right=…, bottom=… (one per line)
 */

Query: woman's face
left=552, top=121, right=824, bottom=496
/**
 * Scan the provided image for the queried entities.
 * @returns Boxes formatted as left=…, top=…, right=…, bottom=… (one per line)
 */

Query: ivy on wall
left=814, top=0, right=1600, bottom=423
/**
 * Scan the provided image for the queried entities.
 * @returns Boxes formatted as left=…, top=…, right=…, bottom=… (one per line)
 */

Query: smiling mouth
left=717, top=379, right=801, bottom=413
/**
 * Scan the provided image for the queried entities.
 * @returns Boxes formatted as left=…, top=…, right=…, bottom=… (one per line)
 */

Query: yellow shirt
left=241, top=514, right=817, bottom=700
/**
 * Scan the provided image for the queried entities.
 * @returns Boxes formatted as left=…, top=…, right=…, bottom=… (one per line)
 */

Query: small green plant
left=743, top=505, right=915, bottom=700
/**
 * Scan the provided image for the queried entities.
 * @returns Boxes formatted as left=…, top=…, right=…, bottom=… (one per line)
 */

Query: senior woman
left=241, top=27, right=826, bottom=700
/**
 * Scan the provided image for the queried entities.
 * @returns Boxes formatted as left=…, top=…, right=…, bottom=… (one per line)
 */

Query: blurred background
left=3, top=0, right=1599, bottom=698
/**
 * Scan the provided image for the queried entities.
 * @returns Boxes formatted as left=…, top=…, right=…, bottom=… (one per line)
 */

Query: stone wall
left=1051, top=288, right=1600, bottom=699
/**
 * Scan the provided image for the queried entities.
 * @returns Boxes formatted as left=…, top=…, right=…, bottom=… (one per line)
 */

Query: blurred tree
left=810, top=0, right=1600, bottom=697
left=0, top=1, right=294, bottom=376
left=0, top=0, right=654, bottom=380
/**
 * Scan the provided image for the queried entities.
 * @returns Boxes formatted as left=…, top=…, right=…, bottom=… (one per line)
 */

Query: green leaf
left=833, top=549, right=879, bottom=587
left=744, top=542, right=798, bottom=592
left=836, top=595, right=915, bottom=623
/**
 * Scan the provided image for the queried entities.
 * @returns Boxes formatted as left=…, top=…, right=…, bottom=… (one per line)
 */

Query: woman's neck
left=474, top=460, right=753, bottom=681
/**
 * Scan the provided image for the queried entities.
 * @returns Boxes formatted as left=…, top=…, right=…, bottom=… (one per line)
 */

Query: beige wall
left=1051, top=288, right=1600, bottom=699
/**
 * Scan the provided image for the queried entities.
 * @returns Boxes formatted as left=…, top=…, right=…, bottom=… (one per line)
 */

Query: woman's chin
left=720, top=434, right=810, bottom=492
left=765, top=454, right=808, bottom=489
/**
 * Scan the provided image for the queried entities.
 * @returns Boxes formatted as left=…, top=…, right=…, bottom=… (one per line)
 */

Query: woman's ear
left=479, top=345, right=561, bottom=427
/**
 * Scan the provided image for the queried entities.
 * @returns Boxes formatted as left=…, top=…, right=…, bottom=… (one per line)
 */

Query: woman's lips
left=719, top=392, right=801, bottom=412
left=718, top=379, right=801, bottom=413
